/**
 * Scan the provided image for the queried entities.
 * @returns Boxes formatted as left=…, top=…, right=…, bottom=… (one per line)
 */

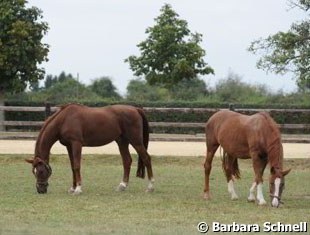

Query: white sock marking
left=146, top=178, right=155, bottom=192
left=248, top=182, right=257, bottom=201
left=74, top=185, right=82, bottom=194
left=257, top=183, right=266, bottom=205
left=228, top=179, right=238, bottom=200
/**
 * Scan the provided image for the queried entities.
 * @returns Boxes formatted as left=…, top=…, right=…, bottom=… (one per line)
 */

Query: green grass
left=0, top=154, right=309, bottom=235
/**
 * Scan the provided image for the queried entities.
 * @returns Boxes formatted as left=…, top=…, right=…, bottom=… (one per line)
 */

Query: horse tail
left=137, top=108, right=149, bottom=150
left=221, top=150, right=241, bottom=179
left=136, top=108, right=150, bottom=179
left=221, top=149, right=228, bottom=174
left=233, top=159, right=241, bottom=179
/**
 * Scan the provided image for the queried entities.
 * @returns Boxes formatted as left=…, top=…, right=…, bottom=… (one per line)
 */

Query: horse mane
left=258, top=112, right=283, bottom=169
left=34, top=104, right=73, bottom=157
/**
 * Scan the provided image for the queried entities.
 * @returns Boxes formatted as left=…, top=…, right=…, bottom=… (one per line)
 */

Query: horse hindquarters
left=128, top=108, right=154, bottom=192
left=203, top=123, right=219, bottom=199
left=136, top=108, right=150, bottom=179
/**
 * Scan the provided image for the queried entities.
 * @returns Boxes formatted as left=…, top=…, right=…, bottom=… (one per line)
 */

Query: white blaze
left=271, top=177, right=281, bottom=207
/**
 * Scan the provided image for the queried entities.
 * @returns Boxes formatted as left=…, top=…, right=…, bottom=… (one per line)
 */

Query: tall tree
left=89, top=77, right=121, bottom=100
left=125, top=4, right=214, bottom=88
left=248, top=0, right=310, bottom=91
left=43, top=71, right=73, bottom=89
left=0, top=0, right=49, bottom=95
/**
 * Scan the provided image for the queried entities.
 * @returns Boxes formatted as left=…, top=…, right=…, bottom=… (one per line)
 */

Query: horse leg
left=251, top=153, right=268, bottom=205
left=66, top=145, right=77, bottom=193
left=223, top=154, right=239, bottom=200
left=132, top=144, right=154, bottom=192
left=203, top=143, right=219, bottom=200
left=69, top=141, right=83, bottom=195
left=247, top=182, right=257, bottom=202
left=116, top=140, right=132, bottom=191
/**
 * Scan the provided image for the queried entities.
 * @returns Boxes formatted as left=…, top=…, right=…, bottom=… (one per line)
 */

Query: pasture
left=0, top=154, right=309, bottom=235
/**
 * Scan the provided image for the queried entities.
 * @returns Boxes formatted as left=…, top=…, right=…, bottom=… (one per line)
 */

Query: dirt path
left=0, top=140, right=309, bottom=158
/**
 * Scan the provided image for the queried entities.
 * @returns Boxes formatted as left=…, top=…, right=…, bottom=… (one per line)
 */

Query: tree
left=126, top=79, right=170, bottom=101
left=44, top=79, right=100, bottom=103
left=125, top=4, right=214, bottom=88
left=0, top=0, right=49, bottom=95
left=213, top=72, right=270, bottom=103
left=89, top=77, right=121, bottom=100
left=170, top=78, right=207, bottom=100
left=248, top=0, right=310, bottom=91
left=43, top=72, right=73, bottom=89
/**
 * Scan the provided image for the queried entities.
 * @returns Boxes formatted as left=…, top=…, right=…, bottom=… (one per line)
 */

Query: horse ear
left=25, top=158, right=34, bottom=164
left=282, top=168, right=291, bottom=176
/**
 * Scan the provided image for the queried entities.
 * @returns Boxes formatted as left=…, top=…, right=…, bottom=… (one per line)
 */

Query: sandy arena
left=0, top=140, right=309, bottom=158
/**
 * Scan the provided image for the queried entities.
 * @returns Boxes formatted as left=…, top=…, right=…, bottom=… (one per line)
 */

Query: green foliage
left=8, top=79, right=102, bottom=104
left=170, top=77, right=207, bottom=100
left=125, top=4, right=214, bottom=87
left=6, top=72, right=125, bottom=104
left=0, top=0, right=49, bottom=94
left=42, top=79, right=102, bottom=103
left=89, top=77, right=121, bottom=100
left=126, top=79, right=170, bottom=101
left=126, top=77, right=207, bottom=101
left=44, top=72, right=74, bottom=89
left=248, top=0, right=310, bottom=91
left=210, top=73, right=270, bottom=103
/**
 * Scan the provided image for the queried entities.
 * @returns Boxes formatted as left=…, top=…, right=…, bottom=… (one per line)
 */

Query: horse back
left=206, top=110, right=278, bottom=158
left=57, top=104, right=144, bottom=146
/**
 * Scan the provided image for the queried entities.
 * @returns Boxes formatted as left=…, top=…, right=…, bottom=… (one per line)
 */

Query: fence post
left=229, top=103, right=235, bottom=111
left=45, top=102, right=51, bottom=119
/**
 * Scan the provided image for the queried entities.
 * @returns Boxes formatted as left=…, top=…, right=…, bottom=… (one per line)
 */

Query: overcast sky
left=27, top=0, right=306, bottom=94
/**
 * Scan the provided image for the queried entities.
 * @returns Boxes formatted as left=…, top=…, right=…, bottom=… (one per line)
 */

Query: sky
left=27, top=0, right=306, bottom=95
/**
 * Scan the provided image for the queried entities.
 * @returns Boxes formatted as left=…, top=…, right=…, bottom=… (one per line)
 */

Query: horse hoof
left=72, top=191, right=82, bottom=196
left=247, top=197, right=256, bottom=203
left=257, top=200, right=267, bottom=206
left=203, top=192, right=211, bottom=200
left=69, top=186, right=82, bottom=195
left=117, top=182, right=127, bottom=192
left=231, top=195, right=239, bottom=200
left=145, top=187, right=154, bottom=193
left=68, top=187, right=75, bottom=194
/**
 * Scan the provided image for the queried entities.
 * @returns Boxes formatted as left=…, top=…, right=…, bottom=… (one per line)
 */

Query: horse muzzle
left=270, top=195, right=283, bottom=208
left=36, top=182, right=48, bottom=194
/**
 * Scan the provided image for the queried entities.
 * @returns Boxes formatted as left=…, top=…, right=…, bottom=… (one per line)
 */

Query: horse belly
left=222, top=144, right=250, bottom=158
left=82, top=126, right=121, bottom=147
left=220, top=135, right=250, bottom=158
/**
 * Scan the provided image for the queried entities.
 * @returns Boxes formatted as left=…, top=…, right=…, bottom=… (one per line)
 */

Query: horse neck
left=35, top=121, right=59, bottom=163
left=267, top=138, right=283, bottom=170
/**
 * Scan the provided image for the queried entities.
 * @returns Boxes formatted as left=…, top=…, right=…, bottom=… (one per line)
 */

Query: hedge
left=4, top=100, right=310, bottom=134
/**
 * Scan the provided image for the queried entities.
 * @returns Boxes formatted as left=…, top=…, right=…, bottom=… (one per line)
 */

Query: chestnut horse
left=203, top=110, right=290, bottom=207
left=26, top=104, right=154, bottom=194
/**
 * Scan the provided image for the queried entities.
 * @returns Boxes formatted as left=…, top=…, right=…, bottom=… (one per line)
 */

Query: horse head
left=269, top=167, right=291, bottom=207
left=25, top=157, right=52, bottom=194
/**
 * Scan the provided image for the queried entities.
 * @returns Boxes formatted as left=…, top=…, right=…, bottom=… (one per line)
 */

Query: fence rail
left=0, top=105, right=309, bottom=143
left=1, top=121, right=309, bottom=130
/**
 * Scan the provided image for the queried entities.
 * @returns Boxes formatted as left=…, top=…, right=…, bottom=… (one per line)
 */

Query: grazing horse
left=26, top=104, right=155, bottom=194
left=203, top=110, right=290, bottom=207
